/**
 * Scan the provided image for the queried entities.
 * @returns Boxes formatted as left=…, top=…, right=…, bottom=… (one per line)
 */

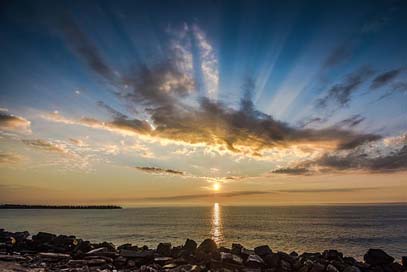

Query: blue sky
left=0, top=0, right=406, bottom=205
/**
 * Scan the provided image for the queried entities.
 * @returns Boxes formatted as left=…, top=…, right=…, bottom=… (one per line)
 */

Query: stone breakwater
left=0, top=229, right=406, bottom=272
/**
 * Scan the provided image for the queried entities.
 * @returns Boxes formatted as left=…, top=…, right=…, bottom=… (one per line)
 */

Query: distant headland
left=0, top=204, right=122, bottom=209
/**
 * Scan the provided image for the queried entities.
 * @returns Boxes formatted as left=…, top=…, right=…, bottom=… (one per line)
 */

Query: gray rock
left=86, top=258, right=106, bottom=266
left=119, top=248, right=154, bottom=258
left=280, top=259, right=292, bottom=272
left=220, top=252, right=243, bottom=265
left=0, top=254, right=26, bottom=262
left=364, top=249, right=394, bottom=265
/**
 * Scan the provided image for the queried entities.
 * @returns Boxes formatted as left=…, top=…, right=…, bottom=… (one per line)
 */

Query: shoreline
left=1, top=229, right=406, bottom=272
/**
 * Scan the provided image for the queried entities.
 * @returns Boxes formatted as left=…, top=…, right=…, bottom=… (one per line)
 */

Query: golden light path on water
left=211, top=202, right=224, bottom=244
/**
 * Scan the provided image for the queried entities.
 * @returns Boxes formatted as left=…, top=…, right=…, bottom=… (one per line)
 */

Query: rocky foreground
left=0, top=229, right=406, bottom=272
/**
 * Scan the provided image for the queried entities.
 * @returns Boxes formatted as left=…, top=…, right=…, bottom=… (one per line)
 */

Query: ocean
left=1, top=204, right=406, bottom=260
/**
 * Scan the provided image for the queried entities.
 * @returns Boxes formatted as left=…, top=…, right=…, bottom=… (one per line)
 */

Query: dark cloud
left=272, top=135, right=407, bottom=175
left=297, top=117, right=325, bottom=128
left=0, top=152, right=23, bottom=164
left=272, top=167, right=310, bottom=175
left=278, top=187, right=376, bottom=193
left=370, top=68, right=404, bottom=90
left=97, top=101, right=128, bottom=120
left=22, top=139, right=66, bottom=153
left=335, top=114, right=365, bottom=128
left=61, top=17, right=117, bottom=83
left=0, top=111, right=31, bottom=133
left=316, top=67, right=375, bottom=110
left=323, top=42, right=354, bottom=69
left=135, top=166, right=185, bottom=176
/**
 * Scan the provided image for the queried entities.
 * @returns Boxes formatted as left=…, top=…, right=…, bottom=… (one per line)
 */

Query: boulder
left=245, top=254, right=265, bottom=268
left=343, top=266, right=361, bottom=272
left=310, top=262, right=325, bottom=272
left=254, top=245, right=273, bottom=257
left=389, top=263, right=403, bottom=272
left=327, top=264, right=340, bottom=272
left=323, top=250, right=343, bottom=261
left=264, top=253, right=280, bottom=268
left=183, top=239, right=197, bottom=255
left=221, top=252, right=243, bottom=265
left=364, top=249, right=394, bottom=265
left=231, top=243, right=243, bottom=255
left=32, top=232, right=56, bottom=244
left=154, top=256, right=173, bottom=265
left=280, top=259, right=292, bottom=272
left=197, top=239, right=217, bottom=254
left=402, top=256, right=407, bottom=268
left=157, top=242, right=171, bottom=256
left=0, top=254, right=27, bottom=262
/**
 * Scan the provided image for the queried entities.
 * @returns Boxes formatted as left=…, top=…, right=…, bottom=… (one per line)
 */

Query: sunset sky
left=0, top=0, right=406, bottom=206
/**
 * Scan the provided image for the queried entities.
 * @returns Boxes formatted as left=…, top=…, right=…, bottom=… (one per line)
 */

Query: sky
left=0, top=0, right=406, bottom=206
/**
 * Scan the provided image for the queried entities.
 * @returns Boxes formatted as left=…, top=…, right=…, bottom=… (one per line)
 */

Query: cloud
left=61, top=17, right=117, bottom=82
left=55, top=20, right=383, bottom=158
left=335, top=114, right=365, bottom=128
left=22, top=139, right=67, bottom=153
left=0, top=111, right=31, bottom=134
left=137, top=191, right=271, bottom=202
left=272, top=134, right=407, bottom=175
left=192, top=24, right=219, bottom=99
left=316, top=67, right=375, bottom=110
left=135, top=166, right=185, bottom=176
left=277, top=187, right=376, bottom=193
left=0, top=152, right=24, bottom=164
left=370, top=68, right=404, bottom=90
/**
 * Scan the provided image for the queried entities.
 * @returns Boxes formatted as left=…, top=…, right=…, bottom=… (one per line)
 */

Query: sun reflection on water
left=211, top=202, right=224, bottom=244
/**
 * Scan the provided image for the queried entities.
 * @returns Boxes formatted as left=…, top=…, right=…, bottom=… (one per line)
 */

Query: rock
left=0, top=254, right=26, bottom=262
left=290, top=251, right=298, bottom=257
left=389, top=263, right=403, bottom=272
left=343, top=257, right=357, bottom=266
left=364, top=249, right=394, bottom=265
left=263, top=253, right=279, bottom=268
left=197, top=239, right=217, bottom=254
left=171, top=264, right=201, bottom=272
left=183, top=239, right=197, bottom=255
left=280, top=259, right=292, bottom=272
left=310, top=262, right=325, bottom=272
left=119, top=248, right=154, bottom=259
left=219, top=246, right=231, bottom=253
left=86, top=258, right=106, bottom=266
left=278, top=252, right=295, bottom=264
left=67, top=259, right=87, bottom=267
left=157, top=242, right=172, bottom=256
left=254, top=245, right=273, bottom=257
left=245, top=254, right=265, bottom=268
left=32, top=232, right=56, bottom=243
left=231, top=243, right=243, bottom=255
left=343, top=266, right=361, bottom=272
left=323, top=250, right=343, bottom=261
left=221, top=252, right=243, bottom=265
left=117, top=243, right=132, bottom=250
left=327, top=264, right=340, bottom=272
left=38, top=252, right=71, bottom=259
left=301, top=253, right=322, bottom=262
left=154, top=256, right=173, bottom=265
left=402, top=256, right=407, bottom=268
left=297, top=264, right=311, bottom=272
left=163, top=263, right=178, bottom=269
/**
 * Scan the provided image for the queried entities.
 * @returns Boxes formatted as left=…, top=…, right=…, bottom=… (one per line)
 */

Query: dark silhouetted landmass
left=0, top=204, right=122, bottom=209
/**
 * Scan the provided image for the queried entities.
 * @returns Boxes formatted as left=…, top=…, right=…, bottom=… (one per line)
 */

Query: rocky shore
left=1, top=229, right=406, bottom=272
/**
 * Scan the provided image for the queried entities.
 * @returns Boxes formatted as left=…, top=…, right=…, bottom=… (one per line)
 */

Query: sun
left=213, top=182, right=220, bottom=191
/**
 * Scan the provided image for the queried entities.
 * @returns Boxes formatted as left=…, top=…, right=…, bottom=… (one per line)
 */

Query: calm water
left=1, top=204, right=406, bottom=260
